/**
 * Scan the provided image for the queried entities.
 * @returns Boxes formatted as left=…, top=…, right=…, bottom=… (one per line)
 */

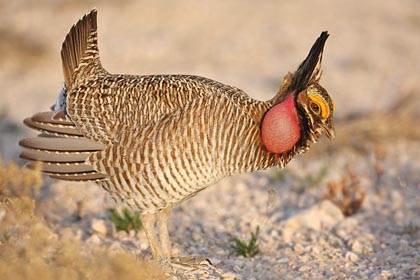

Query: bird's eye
left=308, top=92, right=330, bottom=118
left=310, top=102, right=321, bottom=114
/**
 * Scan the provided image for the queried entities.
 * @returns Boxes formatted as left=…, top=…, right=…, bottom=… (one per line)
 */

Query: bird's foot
left=170, top=256, right=213, bottom=270
left=163, top=256, right=224, bottom=279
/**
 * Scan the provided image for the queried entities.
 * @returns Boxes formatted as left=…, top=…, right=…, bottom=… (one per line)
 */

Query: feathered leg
left=141, top=212, right=163, bottom=258
left=157, top=205, right=173, bottom=258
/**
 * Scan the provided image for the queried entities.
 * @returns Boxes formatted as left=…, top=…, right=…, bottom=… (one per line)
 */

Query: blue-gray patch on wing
left=51, top=83, right=68, bottom=113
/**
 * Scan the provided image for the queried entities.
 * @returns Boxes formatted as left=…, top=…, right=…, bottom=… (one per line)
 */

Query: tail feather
left=20, top=149, right=90, bottom=163
left=19, top=137, right=105, bottom=152
left=26, top=160, right=96, bottom=174
left=50, top=172, right=108, bottom=181
left=23, top=111, right=83, bottom=137
left=32, top=111, right=72, bottom=125
left=23, top=117, right=83, bottom=137
left=20, top=110, right=108, bottom=182
left=61, top=9, right=100, bottom=87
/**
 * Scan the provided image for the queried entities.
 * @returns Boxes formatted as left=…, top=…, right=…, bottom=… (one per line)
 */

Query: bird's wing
left=88, top=91, right=265, bottom=183
left=66, top=75, right=261, bottom=146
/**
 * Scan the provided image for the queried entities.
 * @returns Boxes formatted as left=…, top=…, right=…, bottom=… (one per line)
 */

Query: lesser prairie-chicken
left=20, top=10, right=335, bottom=260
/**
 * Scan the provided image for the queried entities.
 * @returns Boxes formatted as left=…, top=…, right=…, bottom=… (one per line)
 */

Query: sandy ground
left=1, top=0, right=419, bottom=279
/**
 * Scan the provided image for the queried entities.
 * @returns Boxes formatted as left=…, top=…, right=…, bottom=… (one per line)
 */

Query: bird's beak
left=323, top=122, right=335, bottom=140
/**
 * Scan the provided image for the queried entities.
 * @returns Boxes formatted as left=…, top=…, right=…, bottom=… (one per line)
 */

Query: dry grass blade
left=324, top=165, right=365, bottom=216
left=0, top=158, right=167, bottom=280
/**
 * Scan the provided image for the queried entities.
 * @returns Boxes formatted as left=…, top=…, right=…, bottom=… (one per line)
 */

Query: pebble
left=108, top=241, right=123, bottom=253
left=311, top=246, right=321, bottom=254
left=345, top=251, right=359, bottom=262
left=86, top=234, right=101, bottom=245
left=350, top=240, right=363, bottom=254
left=139, top=242, right=149, bottom=251
left=373, top=270, right=392, bottom=280
left=293, top=243, right=305, bottom=253
left=209, top=257, right=221, bottom=265
left=192, top=231, right=202, bottom=241
left=233, top=260, right=244, bottom=270
left=222, top=272, right=238, bottom=280
left=277, top=257, right=289, bottom=264
left=270, top=229, right=280, bottom=238
left=298, top=255, right=310, bottom=262
left=115, top=230, right=128, bottom=239
left=91, top=219, right=107, bottom=236
left=232, top=265, right=241, bottom=272
left=299, top=265, right=311, bottom=272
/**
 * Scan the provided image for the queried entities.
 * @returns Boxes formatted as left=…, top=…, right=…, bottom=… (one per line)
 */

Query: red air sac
left=261, top=94, right=301, bottom=154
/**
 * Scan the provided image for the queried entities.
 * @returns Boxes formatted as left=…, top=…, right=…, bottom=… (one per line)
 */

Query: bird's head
left=296, top=83, right=335, bottom=144
left=261, top=31, right=335, bottom=155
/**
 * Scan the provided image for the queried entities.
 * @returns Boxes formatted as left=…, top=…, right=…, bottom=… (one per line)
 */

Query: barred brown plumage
left=19, top=9, right=335, bottom=260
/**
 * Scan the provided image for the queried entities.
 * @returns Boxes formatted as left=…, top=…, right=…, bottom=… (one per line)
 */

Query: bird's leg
left=141, top=212, right=163, bottom=259
left=157, top=205, right=173, bottom=259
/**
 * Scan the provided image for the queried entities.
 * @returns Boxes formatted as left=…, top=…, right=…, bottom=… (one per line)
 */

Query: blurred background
left=1, top=1, right=420, bottom=278
left=1, top=0, right=420, bottom=162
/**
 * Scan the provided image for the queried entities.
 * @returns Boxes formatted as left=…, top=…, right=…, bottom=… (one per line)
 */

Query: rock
left=293, top=243, right=305, bottom=253
left=114, top=230, right=127, bottom=239
left=281, top=200, right=345, bottom=242
left=192, top=231, right=202, bottom=242
left=277, top=257, right=289, bottom=264
left=91, top=219, right=107, bottom=236
left=222, top=272, right=239, bottom=280
left=299, top=265, right=311, bottom=272
left=86, top=234, right=101, bottom=245
left=373, top=270, right=392, bottom=280
left=350, top=240, right=363, bottom=254
left=108, top=241, right=123, bottom=254
left=129, top=229, right=136, bottom=238
left=298, top=255, right=310, bottom=262
left=270, top=229, right=280, bottom=238
left=232, top=265, right=241, bottom=272
left=311, top=246, right=321, bottom=254
left=345, top=251, right=359, bottom=262
left=235, top=259, right=245, bottom=267
left=209, top=257, right=221, bottom=265
left=139, top=241, right=149, bottom=251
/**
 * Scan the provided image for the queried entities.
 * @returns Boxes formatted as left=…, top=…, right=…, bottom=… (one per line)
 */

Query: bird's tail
left=19, top=111, right=108, bottom=182
left=61, top=9, right=106, bottom=88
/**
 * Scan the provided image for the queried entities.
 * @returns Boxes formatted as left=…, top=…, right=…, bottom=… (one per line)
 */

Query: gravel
left=13, top=140, right=416, bottom=279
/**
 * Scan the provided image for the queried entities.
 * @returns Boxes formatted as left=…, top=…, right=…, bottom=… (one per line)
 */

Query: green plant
left=232, top=226, right=260, bottom=258
left=109, top=208, right=142, bottom=233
